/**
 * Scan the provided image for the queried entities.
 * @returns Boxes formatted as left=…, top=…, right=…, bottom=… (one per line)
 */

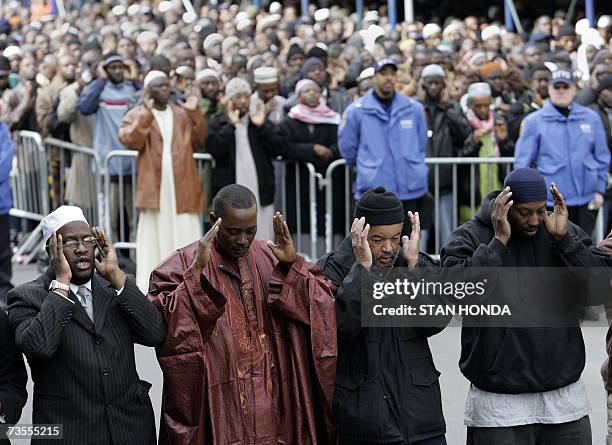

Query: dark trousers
left=0, top=213, right=12, bottom=311
left=401, top=193, right=434, bottom=236
left=568, top=204, right=597, bottom=237
left=340, top=435, right=446, bottom=445
left=466, top=415, right=591, bottom=445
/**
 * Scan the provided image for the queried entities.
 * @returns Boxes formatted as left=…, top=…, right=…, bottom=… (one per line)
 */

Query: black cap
left=596, top=75, right=612, bottom=97
left=354, top=187, right=405, bottom=226
left=557, top=24, right=576, bottom=39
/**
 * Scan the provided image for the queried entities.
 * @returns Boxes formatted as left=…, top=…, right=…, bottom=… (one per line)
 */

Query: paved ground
left=10, top=264, right=610, bottom=444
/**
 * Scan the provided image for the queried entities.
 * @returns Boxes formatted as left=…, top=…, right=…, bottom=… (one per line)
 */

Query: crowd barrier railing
left=8, top=131, right=606, bottom=263
left=102, top=150, right=216, bottom=253
left=322, top=157, right=604, bottom=255
left=9, top=131, right=49, bottom=263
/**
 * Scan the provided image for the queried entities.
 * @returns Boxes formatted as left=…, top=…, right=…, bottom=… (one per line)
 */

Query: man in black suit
left=7, top=206, right=166, bottom=445
left=0, top=310, right=27, bottom=445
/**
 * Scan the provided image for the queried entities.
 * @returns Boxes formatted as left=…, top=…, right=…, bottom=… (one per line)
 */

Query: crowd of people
left=0, top=1, right=611, bottom=444
left=0, top=1, right=609, bottom=282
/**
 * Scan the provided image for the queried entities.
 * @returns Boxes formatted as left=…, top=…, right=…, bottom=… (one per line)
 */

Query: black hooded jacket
left=441, top=190, right=609, bottom=394
left=318, top=237, right=447, bottom=444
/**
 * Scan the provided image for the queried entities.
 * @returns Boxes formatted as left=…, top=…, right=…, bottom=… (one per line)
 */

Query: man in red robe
left=148, top=184, right=337, bottom=445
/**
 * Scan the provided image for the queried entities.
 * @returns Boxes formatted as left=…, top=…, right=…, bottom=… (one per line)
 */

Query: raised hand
left=249, top=100, right=266, bottom=127
left=227, top=100, right=241, bottom=125
left=351, top=217, right=372, bottom=270
left=190, top=218, right=222, bottom=282
left=267, top=212, right=297, bottom=265
left=402, top=211, right=420, bottom=270
left=92, top=227, right=126, bottom=289
left=179, top=95, right=199, bottom=111
left=49, top=232, right=71, bottom=284
left=491, top=187, right=513, bottom=245
left=544, top=183, right=568, bottom=240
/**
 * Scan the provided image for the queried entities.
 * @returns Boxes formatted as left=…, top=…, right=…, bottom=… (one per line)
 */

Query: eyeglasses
left=62, top=236, right=98, bottom=249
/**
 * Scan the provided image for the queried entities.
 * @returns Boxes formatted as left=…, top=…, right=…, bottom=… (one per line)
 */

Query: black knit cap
left=354, top=187, right=405, bottom=226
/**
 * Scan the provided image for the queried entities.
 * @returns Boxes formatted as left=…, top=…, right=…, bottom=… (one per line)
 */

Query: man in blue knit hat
left=441, top=168, right=609, bottom=445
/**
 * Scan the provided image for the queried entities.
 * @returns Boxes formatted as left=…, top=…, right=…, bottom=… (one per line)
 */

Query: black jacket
left=422, top=99, right=474, bottom=194
left=0, top=310, right=27, bottom=432
left=441, top=190, right=609, bottom=394
left=7, top=271, right=166, bottom=445
left=317, top=238, right=446, bottom=444
left=206, top=115, right=286, bottom=206
left=279, top=117, right=341, bottom=234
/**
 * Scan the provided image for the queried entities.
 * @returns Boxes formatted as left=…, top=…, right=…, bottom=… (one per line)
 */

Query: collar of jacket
left=357, top=89, right=414, bottom=120
left=540, top=99, right=586, bottom=121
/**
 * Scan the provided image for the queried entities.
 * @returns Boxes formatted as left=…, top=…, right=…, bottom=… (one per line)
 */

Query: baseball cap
left=374, top=58, right=398, bottom=73
left=549, top=68, right=574, bottom=86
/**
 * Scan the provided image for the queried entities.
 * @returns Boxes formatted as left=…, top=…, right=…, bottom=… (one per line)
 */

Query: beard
left=373, top=247, right=401, bottom=268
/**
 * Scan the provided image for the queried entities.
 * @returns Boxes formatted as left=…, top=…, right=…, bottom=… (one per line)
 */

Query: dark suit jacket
left=7, top=270, right=166, bottom=445
left=0, top=310, right=27, bottom=445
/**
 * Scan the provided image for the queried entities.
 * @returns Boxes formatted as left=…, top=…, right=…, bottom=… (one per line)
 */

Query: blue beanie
left=504, top=168, right=547, bottom=203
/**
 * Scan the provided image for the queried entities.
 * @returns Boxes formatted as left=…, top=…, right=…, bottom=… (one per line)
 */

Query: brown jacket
left=119, top=103, right=207, bottom=213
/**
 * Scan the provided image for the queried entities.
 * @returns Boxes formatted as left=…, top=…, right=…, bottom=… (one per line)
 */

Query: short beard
left=373, top=247, right=401, bottom=268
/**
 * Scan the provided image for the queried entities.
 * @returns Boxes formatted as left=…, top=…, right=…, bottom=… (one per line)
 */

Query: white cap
left=196, top=69, right=221, bottom=81
left=137, top=31, right=159, bottom=45
left=314, top=8, right=330, bottom=22
left=357, top=67, right=375, bottom=82
left=421, top=64, right=445, bottom=78
left=203, top=33, right=223, bottom=50
left=111, top=5, right=126, bottom=16
left=363, top=11, right=380, bottom=23
left=236, top=19, right=253, bottom=32
left=598, top=15, right=612, bottom=28
left=269, top=1, right=282, bottom=14
left=42, top=206, right=89, bottom=243
left=422, top=23, right=442, bottom=39
left=575, top=18, right=590, bottom=36
left=222, top=36, right=240, bottom=54
left=3, top=45, right=22, bottom=59
left=144, top=70, right=169, bottom=88
left=158, top=1, right=173, bottom=13
left=481, top=25, right=501, bottom=41
left=253, top=66, right=278, bottom=84
left=127, top=4, right=141, bottom=16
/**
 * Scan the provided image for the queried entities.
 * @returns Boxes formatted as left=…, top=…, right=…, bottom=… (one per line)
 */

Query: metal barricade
left=103, top=150, right=138, bottom=251
left=276, top=160, right=319, bottom=261
left=43, top=137, right=104, bottom=227
left=103, top=151, right=215, bottom=252
left=10, top=131, right=49, bottom=222
left=9, top=131, right=50, bottom=263
left=322, top=157, right=608, bottom=255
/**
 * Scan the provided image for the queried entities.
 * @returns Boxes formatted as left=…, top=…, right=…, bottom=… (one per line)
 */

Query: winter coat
left=514, top=100, right=610, bottom=207
left=441, top=190, right=610, bottom=393
left=339, top=90, right=429, bottom=200
left=318, top=237, right=447, bottom=444
left=205, top=115, right=286, bottom=207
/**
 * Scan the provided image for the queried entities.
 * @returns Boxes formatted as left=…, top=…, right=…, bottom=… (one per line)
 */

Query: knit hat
left=479, top=61, right=503, bottom=78
left=301, top=57, right=325, bottom=77
left=286, top=43, right=305, bottom=63
left=596, top=75, right=612, bottom=97
left=224, top=77, right=252, bottom=100
left=557, top=24, right=576, bottom=39
left=101, top=52, right=126, bottom=68
left=354, top=187, right=405, bottom=226
left=504, top=168, right=547, bottom=204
